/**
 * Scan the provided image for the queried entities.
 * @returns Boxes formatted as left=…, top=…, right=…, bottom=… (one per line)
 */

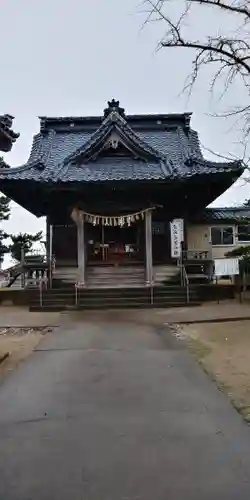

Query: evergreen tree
left=0, top=195, right=11, bottom=220
left=8, top=231, right=43, bottom=262
left=0, top=195, right=11, bottom=264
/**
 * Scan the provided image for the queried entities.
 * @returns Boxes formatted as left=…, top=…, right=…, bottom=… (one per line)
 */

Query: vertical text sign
left=170, top=219, right=183, bottom=258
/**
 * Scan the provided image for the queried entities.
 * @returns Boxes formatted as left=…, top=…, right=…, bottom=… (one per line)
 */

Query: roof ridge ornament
left=103, top=99, right=125, bottom=119
left=0, top=114, right=19, bottom=137
left=0, top=114, right=19, bottom=152
left=0, top=157, right=9, bottom=169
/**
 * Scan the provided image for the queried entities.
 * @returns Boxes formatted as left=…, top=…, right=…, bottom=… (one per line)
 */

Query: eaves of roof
left=0, top=156, right=242, bottom=184
left=203, top=207, right=250, bottom=222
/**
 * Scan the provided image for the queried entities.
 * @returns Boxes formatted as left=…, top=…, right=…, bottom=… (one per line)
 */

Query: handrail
left=75, top=281, right=86, bottom=308
left=49, top=254, right=56, bottom=288
left=75, top=283, right=80, bottom=307
left=178, top=246, right=184, bottom=286
left=38, top=276, right=48, bottom=308
left=182, top=264, right=190, bottom=303
left=150, top=284, right=154, bottom=305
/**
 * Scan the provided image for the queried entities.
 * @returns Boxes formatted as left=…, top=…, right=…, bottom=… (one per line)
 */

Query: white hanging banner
left=170, top=219, right=184, bottom=258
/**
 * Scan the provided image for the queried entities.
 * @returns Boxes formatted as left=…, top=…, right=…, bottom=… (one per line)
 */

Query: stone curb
left=169, top=316, right=250, bottom=325
left=0, top=325, right=59, bottom=329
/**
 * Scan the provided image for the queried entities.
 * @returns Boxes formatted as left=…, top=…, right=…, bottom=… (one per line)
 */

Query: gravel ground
left=0, top=327, right=48, bottom=378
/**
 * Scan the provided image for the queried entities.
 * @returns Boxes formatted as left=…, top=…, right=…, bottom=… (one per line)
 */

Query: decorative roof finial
left=103, top=99, right=125, bottom=118
left=0, top=114, right=19, bottom=152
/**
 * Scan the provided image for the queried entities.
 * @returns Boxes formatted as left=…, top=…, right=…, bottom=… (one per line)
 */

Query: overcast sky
left=1, top=0, right=249, bottom=266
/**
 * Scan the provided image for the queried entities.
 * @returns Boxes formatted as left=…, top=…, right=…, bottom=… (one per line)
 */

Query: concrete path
left=1, top=310, right=250, bottom=499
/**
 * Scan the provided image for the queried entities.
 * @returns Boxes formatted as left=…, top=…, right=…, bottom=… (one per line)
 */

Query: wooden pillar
left=49, top=224, right=53, bottom=261
left=182, top=217, right=188, bottom=252
left=77, top=213, right=85, bottom=285
left=46, top=217, right=54, bottom=261
left=46, top=216, right=50, bottom=262
left=71, top=208, right=85, bottom=285
left=145, top=209, right=153, bottom=285
left=47, top=220, right=53, bottom=287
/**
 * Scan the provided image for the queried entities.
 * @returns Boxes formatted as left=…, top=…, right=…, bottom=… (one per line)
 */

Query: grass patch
left=235, top=406, right=250, bottom=423
left=182, top=321, right=250, bottom=425
left=187, top=338, right=212, bottom=360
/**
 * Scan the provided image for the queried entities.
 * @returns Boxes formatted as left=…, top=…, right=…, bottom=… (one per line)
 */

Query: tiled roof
left=62, top=110, right=162, bottom=165
left=57, top=157, right=167, bottom=182
left=203, top=207, right=250, bottom=222
left=0, top=100, right=243, bottom=183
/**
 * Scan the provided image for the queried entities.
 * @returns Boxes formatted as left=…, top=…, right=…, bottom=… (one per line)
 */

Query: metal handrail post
left=20, top=246, right=25, bottom=288
left=50, top=254, right=56, bottom=288
left=186, top=278, right=190, bottom=303
left=75, top=284, right=78, bottom=307
left=180, top=242, right=184, bottom=286
left=39, top=279, right=43, bottom=308
left=150, top=284, right=153, bottom=305
left=49, top=260, right=52, bottom=288
left=183, top=266, right=190, bottom=303
left=178, top=258, right=183, bottom=286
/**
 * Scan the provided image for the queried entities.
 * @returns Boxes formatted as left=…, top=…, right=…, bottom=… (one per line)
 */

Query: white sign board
left=214, top=258, right=239, bottom=277
left=170, top=219, right=184, bottom=258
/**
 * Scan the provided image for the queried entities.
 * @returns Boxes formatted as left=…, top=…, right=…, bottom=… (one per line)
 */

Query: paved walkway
left=1, top=311, right=250, bottom=499
left=0, top=300, right=250, bottom=329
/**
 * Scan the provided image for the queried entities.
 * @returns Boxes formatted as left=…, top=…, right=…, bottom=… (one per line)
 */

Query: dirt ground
left=180, top=320, right=250, bottom=421
left=0, top=327, right=47, bottom=379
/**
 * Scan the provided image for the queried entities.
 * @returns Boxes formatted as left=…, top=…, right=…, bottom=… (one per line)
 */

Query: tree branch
left=147, top=0, right=250, bottom=74
left=143, top=0, right=250, bottom=133
left=161, top=38, right=250, bottom=75
left=190, top=0, right=250, bottom=19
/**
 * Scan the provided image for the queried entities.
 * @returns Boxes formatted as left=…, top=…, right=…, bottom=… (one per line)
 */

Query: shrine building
left=0, top=99, right=249, bottom=294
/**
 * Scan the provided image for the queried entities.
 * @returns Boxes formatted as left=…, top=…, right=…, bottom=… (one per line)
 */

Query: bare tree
left=142, top=1, right=250, bottom=130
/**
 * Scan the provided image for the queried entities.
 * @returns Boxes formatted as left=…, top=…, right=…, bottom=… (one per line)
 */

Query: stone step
left=87, top=266, right=144, bottom=272
left=31, top=302, right=193, bottom=311
left=87, top=272, right=144, bottom=275
left=53, top=265, right=180, bottom=289
left=33, top=287, right=197, bottom=299
left=30, top=301, right=200, bottom=312
left=86, top=265, right=144, bottom=288
left=35, top=291, right=196, bottom=302
left=87, top=281, right=145, bottom=288
left=29, top=283, right=199, bottom=312
left=86, top=275, right=145, bottom=281
left=55, top=266, right=178, bottom=275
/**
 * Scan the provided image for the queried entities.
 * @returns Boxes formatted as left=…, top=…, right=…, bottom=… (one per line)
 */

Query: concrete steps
left=153, top=265, right=179, bottom=284
left=86, top=266, right=145, bottom=288
left=53, top=267, right=78, bottom=284
left=53, top=265, right=180, bottom=288
left=29, top=285, right=200, bottom=311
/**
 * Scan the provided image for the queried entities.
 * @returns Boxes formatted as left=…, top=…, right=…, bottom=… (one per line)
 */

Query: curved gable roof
left=62, top=109, right=163, bottom=166
left=0, top=100, right=243, bottom=184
